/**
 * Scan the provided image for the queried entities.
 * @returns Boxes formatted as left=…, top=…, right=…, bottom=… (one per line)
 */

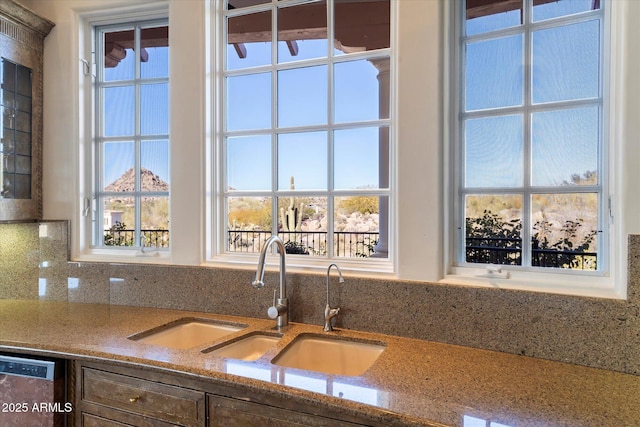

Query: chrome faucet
left=324, top=263, right=345, bottom=332
left=252, top=236, right=289, bottom=328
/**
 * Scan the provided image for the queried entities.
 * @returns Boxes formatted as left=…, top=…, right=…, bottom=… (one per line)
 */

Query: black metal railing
left=104, top=229, right=170, bottom=248
left=103, top=229, right=595, bottom=268
left=465, top=237, right=597, bottom=270
left=531, top=248, right=597, bottom=270
left=104, top=228, right=377, bottom=257
left=227, top=230, right=379, bottom=258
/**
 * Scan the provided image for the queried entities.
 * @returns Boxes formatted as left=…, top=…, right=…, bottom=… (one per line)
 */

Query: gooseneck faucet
left=252, top=236, right=289, bottom=328
left=324, top=263, right=345, bottom=332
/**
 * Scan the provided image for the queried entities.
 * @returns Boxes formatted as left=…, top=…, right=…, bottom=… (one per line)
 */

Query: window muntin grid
left=221, top=0, right=392, bottom=260
left=456, top=0, right=607, bottom=272
left=94, top=20, right=170, bottom=250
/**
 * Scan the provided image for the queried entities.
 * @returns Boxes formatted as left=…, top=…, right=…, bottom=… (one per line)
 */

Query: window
left=93, top=20, right=170, bottom=251
left=219, top=0, right=392, bottom=261
left=455, top=0, right=607, bottom=273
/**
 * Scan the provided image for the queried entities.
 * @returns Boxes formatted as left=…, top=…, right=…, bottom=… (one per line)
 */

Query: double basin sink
left=128, top=318, right=385, bottom=376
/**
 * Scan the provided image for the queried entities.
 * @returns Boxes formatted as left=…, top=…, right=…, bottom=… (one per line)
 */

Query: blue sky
left=103, top=37, right=385, bottom=191
left=101, top=0, right=600, bottom=193
left=103, top=44, right=170, bottom=187
left=225, top=37, right=388, bottom=191
left=464, top=0, right=601, bottom=189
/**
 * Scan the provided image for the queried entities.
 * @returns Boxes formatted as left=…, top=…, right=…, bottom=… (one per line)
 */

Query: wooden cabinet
left=0, top=0, right=53, bottom=221
left=77, top=363, right=206, bottom=427
left=208, top=395, right=365, bottom=427
left=80, top=412, right=176, bottom=427
left=75, top=362, right=377, bottom=427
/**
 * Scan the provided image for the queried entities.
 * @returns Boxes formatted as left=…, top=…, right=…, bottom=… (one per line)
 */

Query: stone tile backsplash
left=2, top=220, right=640, bottom=375
left=0, top=221, right=68, bottom=301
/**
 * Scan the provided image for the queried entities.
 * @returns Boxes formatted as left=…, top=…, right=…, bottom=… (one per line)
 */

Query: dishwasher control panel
left=0, top=355, right=56, bottom=380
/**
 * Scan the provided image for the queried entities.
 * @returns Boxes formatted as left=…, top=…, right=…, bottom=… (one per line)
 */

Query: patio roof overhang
left=466, top=0, right=600, bottom=21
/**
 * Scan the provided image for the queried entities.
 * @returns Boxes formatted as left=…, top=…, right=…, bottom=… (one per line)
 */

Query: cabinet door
left=208, top=395, right=366, bottom=427
left=0, top=1, right=53, bottom=221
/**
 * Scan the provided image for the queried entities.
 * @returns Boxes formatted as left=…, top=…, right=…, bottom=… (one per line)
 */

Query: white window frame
left=76, top=3, right=171, bottom=263
left=443, top=0, right=627, bottom=299
left=93, top=19, right=170, bottom=250
left=66, top=0, right=630, bottom=296
left=208, top=0, right=396, bottom=275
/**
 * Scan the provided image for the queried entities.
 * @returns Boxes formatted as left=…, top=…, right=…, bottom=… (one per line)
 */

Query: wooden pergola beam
left=103, top=27, right=168, bottom=67
left=226, top=0, right=390, bottom=52
left=466, top=0, right=596, bottom=20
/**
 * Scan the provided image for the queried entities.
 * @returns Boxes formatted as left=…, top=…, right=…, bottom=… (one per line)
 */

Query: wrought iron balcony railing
left=227, top=230, right=379, bottom=258
left=465, top=237, right=597, bottom=270
left=103, top=229, right=170, bottom=248
left=103, top=229, right=596, bottom=269
left=103, top=228, right=378, bottom=258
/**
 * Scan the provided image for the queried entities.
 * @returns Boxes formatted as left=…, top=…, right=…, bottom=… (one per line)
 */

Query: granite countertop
left=0, top=300, right=639, bottom=427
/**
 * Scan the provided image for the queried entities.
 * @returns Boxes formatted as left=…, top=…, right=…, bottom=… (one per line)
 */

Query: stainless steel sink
left=206, top=334, right=281, bottom=361
left=272, top=334, right=385, bottom=376
left=129, top=318, right=247, bottom=349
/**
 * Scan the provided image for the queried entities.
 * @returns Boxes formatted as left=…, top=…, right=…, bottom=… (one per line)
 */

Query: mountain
left=105, top=167, right=169, bottom=192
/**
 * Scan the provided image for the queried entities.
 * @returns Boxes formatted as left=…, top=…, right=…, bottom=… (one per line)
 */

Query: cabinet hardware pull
left=129, top=396, right=140, bottom=403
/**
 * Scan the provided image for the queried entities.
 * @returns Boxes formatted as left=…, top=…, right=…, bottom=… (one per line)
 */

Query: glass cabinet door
left=0, top=1, right=53, bottom=222
left=1, top=58, right=32, bottom=200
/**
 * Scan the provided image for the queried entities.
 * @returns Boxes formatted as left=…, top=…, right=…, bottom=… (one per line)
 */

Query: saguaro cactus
left=280, top=176, right=303, bottom=232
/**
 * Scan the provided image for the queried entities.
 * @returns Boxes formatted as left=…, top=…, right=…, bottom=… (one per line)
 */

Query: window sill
left=442, top=267, right=624, bottom=300
left=205, top=252, right=395, bottom=279
left=73, top=249, right=171, bottom=265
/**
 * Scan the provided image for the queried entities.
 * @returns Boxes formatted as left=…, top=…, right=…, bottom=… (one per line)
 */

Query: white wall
left=620, top=0, right=640, bottom=235
left=395, top=0, right=443, bottom=281
left=20, top=0, right=640, bottom=288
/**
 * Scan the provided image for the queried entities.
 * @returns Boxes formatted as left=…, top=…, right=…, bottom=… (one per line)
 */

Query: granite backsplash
left=1, top=220, right=639, bottom=375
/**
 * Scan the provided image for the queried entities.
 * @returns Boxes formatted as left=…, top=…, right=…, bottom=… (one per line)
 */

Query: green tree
left=228, top=198, right=272, bottom=230
left=338, top=196, right=379, bottom=215
left=104, top=221, right=134, bottom=246
left=465, top=210, right=597, bottom=270
left=465, top=211, right=522, bottom=265
left=532, top=218, right=597, bottom=269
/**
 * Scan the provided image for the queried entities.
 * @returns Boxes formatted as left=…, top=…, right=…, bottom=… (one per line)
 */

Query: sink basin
left=272, top=334, right=385, bottom=376
left=207, top=334, right=281, bottom=361
left=129, top=318, right=246, bottom=349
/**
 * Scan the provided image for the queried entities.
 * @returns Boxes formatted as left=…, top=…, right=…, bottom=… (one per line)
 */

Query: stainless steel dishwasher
left=0, top=354, right=68, bottom=427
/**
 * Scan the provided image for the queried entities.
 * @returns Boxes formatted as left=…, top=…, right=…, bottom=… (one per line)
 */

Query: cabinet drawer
left=82, top=413, right=131, bottom=427
left=81, top=410, right=178, bottom=427
left=81, top=367, right=205, bottom=427
left=209, top=395, right=366, bottom=427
